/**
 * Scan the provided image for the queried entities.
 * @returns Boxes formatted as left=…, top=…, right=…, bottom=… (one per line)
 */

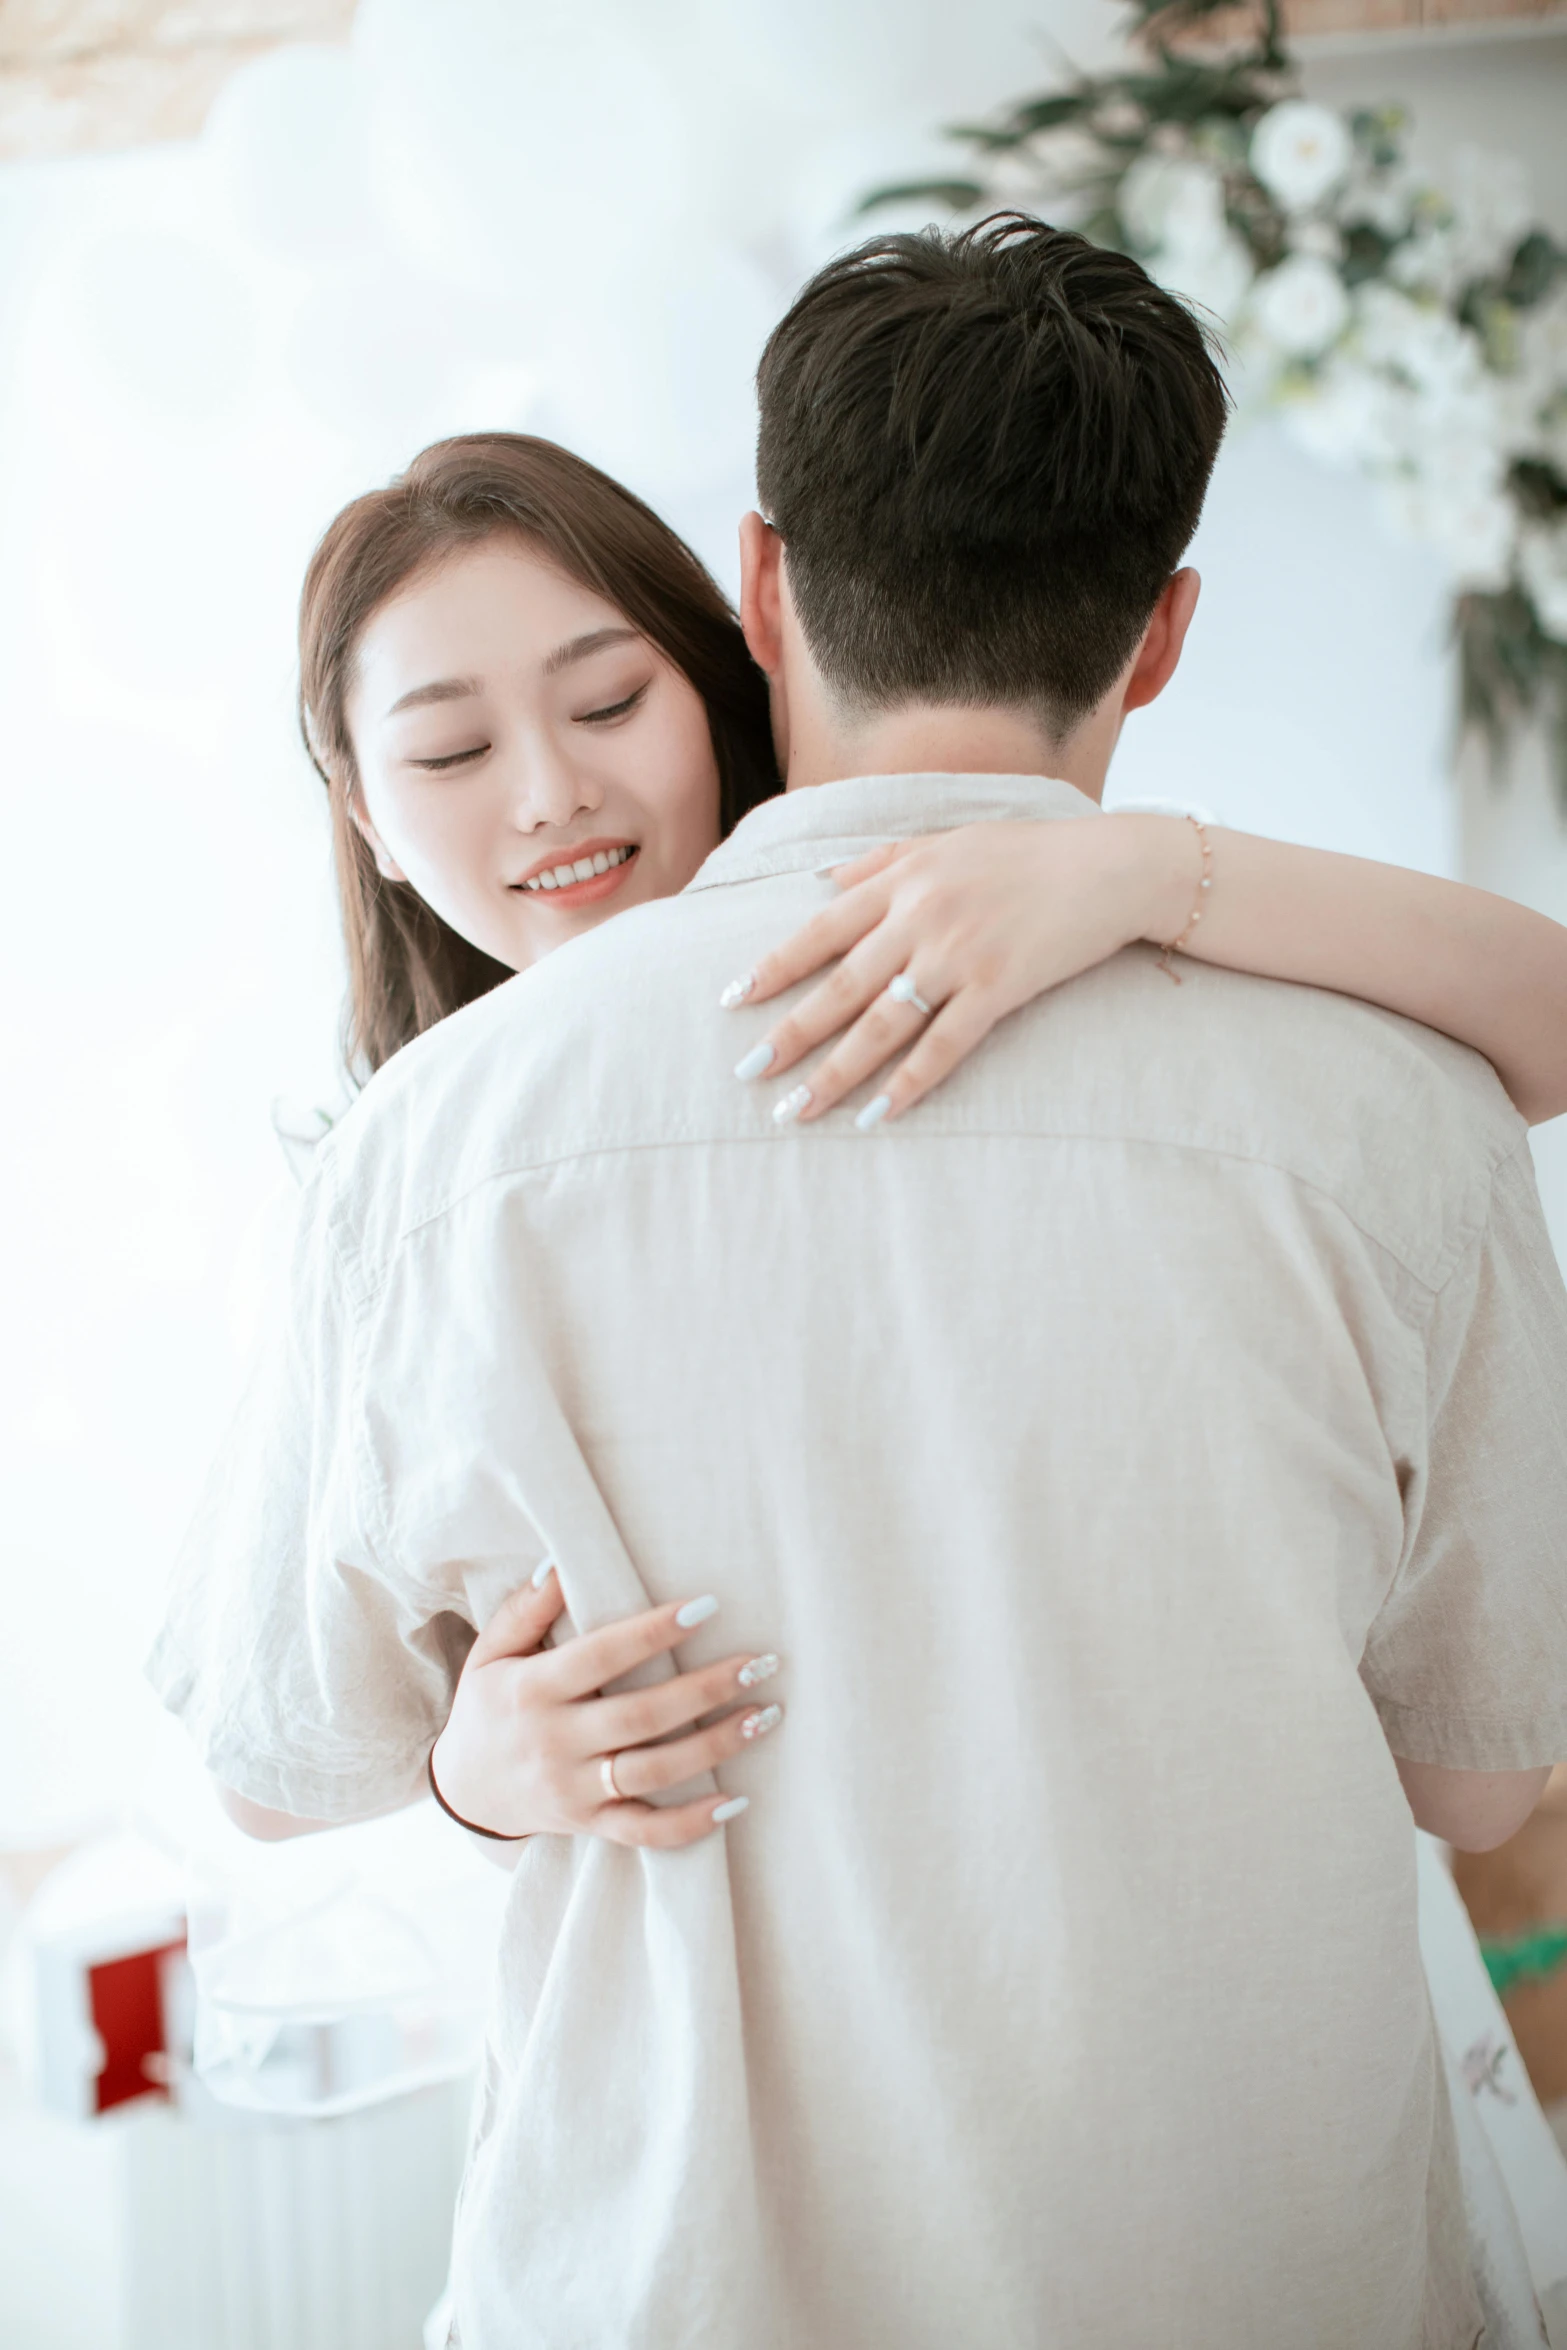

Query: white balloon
left=286, top=263, right=504, bottom=445
left=532, top=241, right=776, bottom=501
left=62, top=231, right=255, bottom=426
left=355, top=0, right=692, bottom=307
left=631, top=0, right=839, bottom=246
left=203, top=45, right=378, bottom=267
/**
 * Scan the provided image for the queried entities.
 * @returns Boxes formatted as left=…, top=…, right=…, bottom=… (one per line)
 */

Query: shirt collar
left=686, top=772, right=1102, bottom=892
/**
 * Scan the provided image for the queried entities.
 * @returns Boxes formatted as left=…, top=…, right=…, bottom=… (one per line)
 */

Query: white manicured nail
left=720, top=973, right=756, bottom=1009
left=855, top=1094, right=892, bottom=1132
left=737, top=1653, right=779, bottom=1689
left=734, top=1042, right=776, bottom=1081
left=531, top=1558, right=557, bottom=1588
left=740, top=1704, right=782, bottom=1740
left=711, top=1796, right=749, bottom=1823
left=676, top=1594, right=720, bottom=1628
left=772, top=1084, right=811, bottom=1126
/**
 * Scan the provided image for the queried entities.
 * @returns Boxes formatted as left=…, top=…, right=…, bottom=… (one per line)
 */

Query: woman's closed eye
left=409, top=742, right=490, bottom=772
left=575, top=681, right=649, bottom=727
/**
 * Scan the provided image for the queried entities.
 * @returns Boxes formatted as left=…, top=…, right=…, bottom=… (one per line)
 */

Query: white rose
left=1118, top=155, right=1226, bottom=261
left=1354, top=281, right=1423, bottom=360
left=1520, top=286, right=1567, bottom=378
left=1388, top=151, right=1534, bottom=302
left=1250, top=101, right=1352, bottom=215
left=1356, top=283, right=1481, bottom=398
left=1155, top=232, right=1256, bottom=330
left=1490, top=368, right=1548, bottom=462
left=1447, top=147, right=1532, bottom=284
left=1520, top=523, right=1567, bottom=645
left=1390, top=223, right=1460, bottom=302
left=1336, top=166, right=1419, bottom=242
left=1382, top=474, right=1517, bottom=593
left=1248, top=254, right=1350, bottom=358
left=1279, top=356, right=1395, bottom=469
left=1400, top=410, right=1507, bottom=522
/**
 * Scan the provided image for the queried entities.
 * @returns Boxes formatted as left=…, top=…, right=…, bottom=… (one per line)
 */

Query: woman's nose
left=505, top=741, right=603, bottom=832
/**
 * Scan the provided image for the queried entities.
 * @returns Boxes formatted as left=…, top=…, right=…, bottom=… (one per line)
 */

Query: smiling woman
left=348, top=543, right=725, bottom=957
left=299, top=432, right=780, bottom=1075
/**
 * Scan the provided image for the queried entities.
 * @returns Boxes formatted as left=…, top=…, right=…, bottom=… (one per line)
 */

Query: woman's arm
left=1394, top=1754, right=1552, bottom=1853
left=727, top=814, right=1567, bottom=1126
left=1164, top=824, right=1567, bottom=1125
left=217, top=1787, right=340, bottom=1840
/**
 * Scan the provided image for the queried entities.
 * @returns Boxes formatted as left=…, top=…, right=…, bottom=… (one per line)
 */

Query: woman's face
left=345, top=536, right=723, bottom=971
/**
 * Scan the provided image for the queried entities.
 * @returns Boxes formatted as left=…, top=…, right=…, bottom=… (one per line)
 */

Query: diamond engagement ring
left=887, top=970, right=934, bottom=1018
left=600, top=1753, right=623, bottom=1803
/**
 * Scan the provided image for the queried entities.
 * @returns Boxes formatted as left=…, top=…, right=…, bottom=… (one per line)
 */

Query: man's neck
left=782, top=698, right=1115, bottom=802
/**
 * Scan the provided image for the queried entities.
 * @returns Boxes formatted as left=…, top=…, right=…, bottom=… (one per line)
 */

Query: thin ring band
left=600, top=1752, right=623, bottom=1803
left=887, top=970, right=934, bottom=1018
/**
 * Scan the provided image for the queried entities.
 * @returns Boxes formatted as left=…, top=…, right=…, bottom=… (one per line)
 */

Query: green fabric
left=1480, top=1922, right=1567, bottom=1998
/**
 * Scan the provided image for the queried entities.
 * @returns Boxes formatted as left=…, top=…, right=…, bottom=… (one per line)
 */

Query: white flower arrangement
left=1251, top=97, right=1353, bottom=214
left=868, top=0, right=1567, bottom=791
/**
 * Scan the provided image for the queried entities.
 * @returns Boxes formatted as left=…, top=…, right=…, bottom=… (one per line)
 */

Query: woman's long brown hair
left=298, top=433, right=780, bottom=1077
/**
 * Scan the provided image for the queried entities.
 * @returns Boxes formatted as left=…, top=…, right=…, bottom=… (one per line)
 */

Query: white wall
left=2, top=1, right=1564, bottom=1843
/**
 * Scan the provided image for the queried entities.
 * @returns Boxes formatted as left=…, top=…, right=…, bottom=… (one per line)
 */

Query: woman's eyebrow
left=386, top=676, right=481, bottom=717
left=542, top=626, right=639, bottom=675
left=383, top=628, right=638, bottom=715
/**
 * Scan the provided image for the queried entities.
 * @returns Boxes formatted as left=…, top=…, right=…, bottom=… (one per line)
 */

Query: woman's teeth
left=521, top=845, right=634, bottom=893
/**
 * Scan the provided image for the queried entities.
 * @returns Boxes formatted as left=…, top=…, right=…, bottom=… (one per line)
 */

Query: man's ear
left=1121, top=568, right=1201, bottom=717
left=349, top=798, right=408, bottom=883
left=738, top=512, right=785, bottom=679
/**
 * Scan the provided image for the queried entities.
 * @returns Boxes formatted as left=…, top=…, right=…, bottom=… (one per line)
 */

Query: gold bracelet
left=1157, top=814, right=1213, bottom=985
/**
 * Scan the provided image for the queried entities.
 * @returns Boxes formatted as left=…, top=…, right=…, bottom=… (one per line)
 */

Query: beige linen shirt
left=151, top=773, right=1567, bottom=2350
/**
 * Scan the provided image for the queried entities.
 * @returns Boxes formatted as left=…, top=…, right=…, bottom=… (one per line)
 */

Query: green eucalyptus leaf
left=1456, top=588, right=1567, bottom=811
left=1341, top=222, right=1394, bottom=289
left=1502, top=230, right=1567, bottom=312
left=1511, top=460, right=1567, bottom=521
left=992, top=93, right=1096, bottom=136
left=855, top=179, right=988, bottom=216
left=1348, top=106, right=1406, bottom=171
left=1478, top=298, right=1520, bottom=373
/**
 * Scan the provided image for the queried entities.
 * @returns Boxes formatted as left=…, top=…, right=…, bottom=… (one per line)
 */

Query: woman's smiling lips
left=511, top=839, right=640, bottom=910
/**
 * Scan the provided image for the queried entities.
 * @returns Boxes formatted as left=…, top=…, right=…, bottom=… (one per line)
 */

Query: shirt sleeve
left=1362, top=1138, right=1567, bottom=1774
left=145, top=1155, right=464, bottom=1823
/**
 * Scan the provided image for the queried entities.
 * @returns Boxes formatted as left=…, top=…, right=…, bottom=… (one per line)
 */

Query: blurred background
left=2, top=1, right=1566, bottom=2342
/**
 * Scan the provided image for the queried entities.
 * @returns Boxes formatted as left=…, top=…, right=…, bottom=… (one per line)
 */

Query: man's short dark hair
left=755, top=214, right=1229, bottom=738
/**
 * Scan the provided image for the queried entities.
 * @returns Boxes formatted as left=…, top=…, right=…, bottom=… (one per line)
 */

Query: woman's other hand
left=429, top=1568, right=781, bottom=1848
left=724, top=814, right=1198, bottom=1124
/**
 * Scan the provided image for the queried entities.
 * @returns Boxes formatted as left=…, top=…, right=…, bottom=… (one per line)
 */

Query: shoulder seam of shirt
left=1425, top=1130, right=1537, bottom=1308
left=326, top=1122, right=1498, bottom=1308
left=313, top=1149, right=405, bottom=1579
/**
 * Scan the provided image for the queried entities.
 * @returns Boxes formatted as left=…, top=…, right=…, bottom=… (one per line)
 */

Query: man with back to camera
left=157, top=219, right=1567, bottom=2344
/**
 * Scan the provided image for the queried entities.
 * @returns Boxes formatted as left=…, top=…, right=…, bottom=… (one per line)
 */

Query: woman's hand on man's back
left=429, top=1569, right=782, bottom=1847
